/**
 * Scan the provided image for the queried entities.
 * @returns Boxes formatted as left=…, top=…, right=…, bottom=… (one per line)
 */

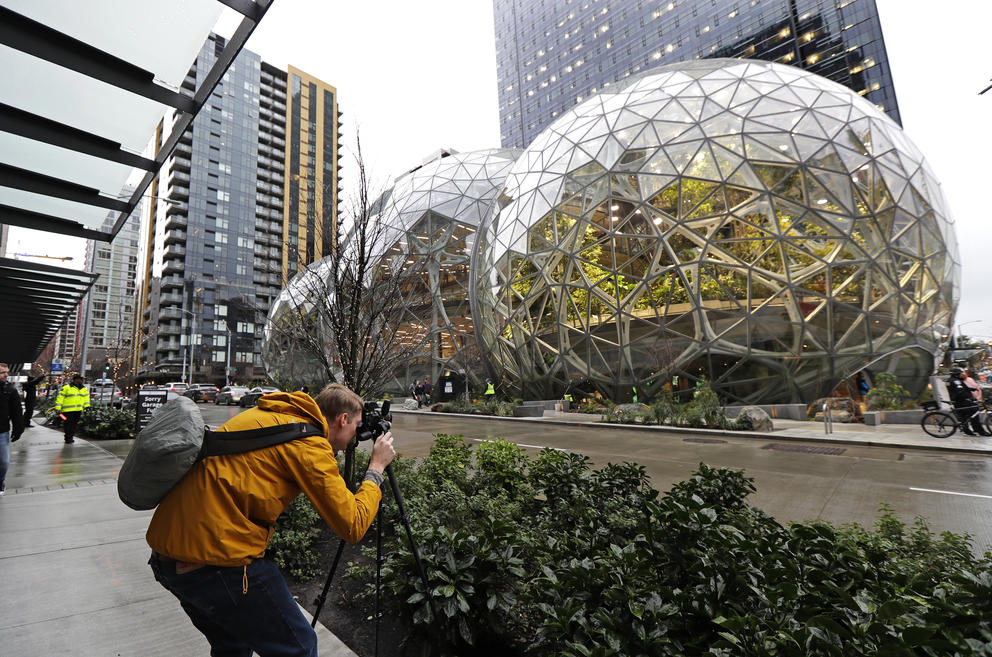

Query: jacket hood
left=257, top=391, right=329, bottom=436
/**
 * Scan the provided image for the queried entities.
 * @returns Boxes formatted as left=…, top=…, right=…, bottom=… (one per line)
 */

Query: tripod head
left=356, top=399, right=391, bottom=442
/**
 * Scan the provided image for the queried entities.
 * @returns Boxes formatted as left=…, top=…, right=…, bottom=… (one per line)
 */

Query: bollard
left=823, top=402, right=833, bottom=434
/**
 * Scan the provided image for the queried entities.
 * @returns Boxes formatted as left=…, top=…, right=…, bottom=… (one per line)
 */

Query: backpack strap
left=199, top=422, right=324, bottom=459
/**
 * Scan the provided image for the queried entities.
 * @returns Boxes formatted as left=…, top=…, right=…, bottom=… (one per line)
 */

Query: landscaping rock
left=808, top=397, right=859, bottom=422
left=735, top=406, right=774, bottom=432
left=400, top=398, right=419, bottom=411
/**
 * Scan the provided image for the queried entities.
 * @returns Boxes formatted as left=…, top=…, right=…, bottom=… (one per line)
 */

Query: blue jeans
left=149, top=554, right=317, bottom=657
left=0, top=431, right=9, bottom=484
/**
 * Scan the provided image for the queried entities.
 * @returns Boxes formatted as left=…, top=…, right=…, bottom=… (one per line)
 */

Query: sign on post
left=135, top=389, right=169, bottom=432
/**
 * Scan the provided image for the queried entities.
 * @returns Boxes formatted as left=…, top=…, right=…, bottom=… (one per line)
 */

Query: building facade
left=136, top=35, right=341, bottom=384
left=494, top=0, right=900, bottom=149
left=81, top=188, right=141, bottom=380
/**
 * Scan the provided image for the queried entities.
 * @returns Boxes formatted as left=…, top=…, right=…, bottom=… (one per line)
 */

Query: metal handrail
left=823, top=402, right=833, bottom=434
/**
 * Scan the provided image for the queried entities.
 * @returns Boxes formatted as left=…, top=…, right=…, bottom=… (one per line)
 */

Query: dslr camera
left=356, top=399, right=391, bottom=442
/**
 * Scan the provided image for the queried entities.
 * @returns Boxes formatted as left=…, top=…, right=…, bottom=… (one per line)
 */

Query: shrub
left=268, top=495, right=323, bottom=581
left=45, top=405, right=136, bottom=440
left=349, top=440, right=992, bottom=657
left=867, top=371, right=916, bottom=410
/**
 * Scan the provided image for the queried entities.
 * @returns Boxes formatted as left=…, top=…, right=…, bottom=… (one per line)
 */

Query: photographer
left=146, top=383, right=395, bottom=656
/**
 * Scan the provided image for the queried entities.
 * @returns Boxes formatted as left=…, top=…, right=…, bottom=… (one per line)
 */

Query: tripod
left=311, top=462, right=436, bottom=653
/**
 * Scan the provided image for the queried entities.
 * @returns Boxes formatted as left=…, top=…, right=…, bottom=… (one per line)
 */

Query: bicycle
left=920, top=399, right=992, bottom=438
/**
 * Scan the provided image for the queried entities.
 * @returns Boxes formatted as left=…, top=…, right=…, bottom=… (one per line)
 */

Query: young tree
left=264, top=137, right=424, bottom=483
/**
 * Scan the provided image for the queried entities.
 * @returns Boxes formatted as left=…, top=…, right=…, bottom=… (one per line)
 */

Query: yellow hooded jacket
left=146, top=391, right=382, bottom=566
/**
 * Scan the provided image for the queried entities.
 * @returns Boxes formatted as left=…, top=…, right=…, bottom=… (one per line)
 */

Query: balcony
left=159, top=308, right=182, bottom=320
left=164, top=244, right=186, bottom=259
left=165, top=200, right=188, bottom=216
left=164, top=214, right=187, bottom=231
left=160, top=292, right=183, bottom=305
left=161, top=274, right=184, bottom=289
left=164, top=229, right=186, bottom=245
left=163, top=261, right=184, bottom=276
left=159, top=323, right=181, bottom=336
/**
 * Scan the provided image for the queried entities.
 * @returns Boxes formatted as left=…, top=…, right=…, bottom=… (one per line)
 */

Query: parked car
left=183, top=383, right=220, bottom=403
left=90, top=379, right=124, bottom=408
left=239, top=386, right=280, bottom=407
left=215, top=385, right=250, bottom=405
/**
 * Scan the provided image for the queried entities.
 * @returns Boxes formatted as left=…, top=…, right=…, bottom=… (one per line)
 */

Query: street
left=193, top=404, right=992, bottom=553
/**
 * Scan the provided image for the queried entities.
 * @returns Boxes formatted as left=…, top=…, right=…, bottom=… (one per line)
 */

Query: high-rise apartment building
left=136, top=35, right=341, bottom=383
left=81, top=188, right=141, bottom=379
left=54, top=306, right=80, bottom=367
left=494, top=0, right=900, bottom=148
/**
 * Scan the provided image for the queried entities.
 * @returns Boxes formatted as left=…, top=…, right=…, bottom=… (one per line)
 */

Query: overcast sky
left=8, top=0, right=990, bottom=336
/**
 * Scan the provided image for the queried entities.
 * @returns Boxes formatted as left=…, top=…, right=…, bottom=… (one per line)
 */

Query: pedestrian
left=0, top=363, right=25, bottom=496
left=423, top=377, right=432, bottom=404
left=855, top=371, right=871, bottom=400
left=146, top=383, right=396, bottom=656
left=964, top=370, right=983, bottom=402
left=947, top=367, right=989, bottom=436
left=21, top=368, right=45, bottom=428
left=54, top=374, right=90, bottom=444
left=484, top=378, right=496, bottom=400
left=408, top=379, right=418, bottom=405
left=414, top=380, right=425, bottom=408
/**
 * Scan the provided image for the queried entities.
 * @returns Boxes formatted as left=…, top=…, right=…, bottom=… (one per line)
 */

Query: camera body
left=357, top=399, right=391, bottom=442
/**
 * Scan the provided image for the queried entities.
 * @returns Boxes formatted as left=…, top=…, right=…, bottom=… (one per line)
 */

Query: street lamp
left=955, top=319, right=983, bottom=351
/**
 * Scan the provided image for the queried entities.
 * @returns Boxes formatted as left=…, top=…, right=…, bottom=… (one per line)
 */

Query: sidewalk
left=2, top=410, right=990, bottom=657
left=393, top=406, right=992, bottom=455
left=0, top=421, right=357, bottom=657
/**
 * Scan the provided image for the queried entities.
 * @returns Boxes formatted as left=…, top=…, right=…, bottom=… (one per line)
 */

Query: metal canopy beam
left=0, top=7, right=196, bottom=113
left=0, top=103, right=158, bottom=171
left=0, top=163, right=131, bottom=212
left=0, top=257, right=98, bottom=363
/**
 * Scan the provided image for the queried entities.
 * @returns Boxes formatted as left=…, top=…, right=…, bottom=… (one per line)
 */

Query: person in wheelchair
left=947, top=367, right=991, bottom=436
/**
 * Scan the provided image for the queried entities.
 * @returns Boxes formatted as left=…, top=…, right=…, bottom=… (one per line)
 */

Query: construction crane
left=13, top=253, right=74, bottom=262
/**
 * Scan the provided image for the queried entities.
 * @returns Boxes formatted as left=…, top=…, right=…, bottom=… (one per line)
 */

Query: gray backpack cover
left=118, top=396, right=205, bottom=511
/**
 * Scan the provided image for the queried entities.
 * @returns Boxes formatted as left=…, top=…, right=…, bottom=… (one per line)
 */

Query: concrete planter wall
left=863, top=409, right=926, bottom=425
left=513, top=405, right=544, bottom=417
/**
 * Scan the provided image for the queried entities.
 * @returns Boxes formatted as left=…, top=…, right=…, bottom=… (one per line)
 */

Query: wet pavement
left=0, top=420, right=356, bottom=657
left=3, top=406, right=992, bottom=656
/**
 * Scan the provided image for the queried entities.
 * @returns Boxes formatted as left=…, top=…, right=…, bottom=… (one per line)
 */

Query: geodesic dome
left=471, top=59, right=959, bottom=404
left=369, top=148, right=520, bottom=389
left=261, top=256, right=338, bottom=389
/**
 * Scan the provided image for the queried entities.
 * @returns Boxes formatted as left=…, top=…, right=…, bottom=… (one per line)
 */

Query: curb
left=391, top=408, right=992, bottom=456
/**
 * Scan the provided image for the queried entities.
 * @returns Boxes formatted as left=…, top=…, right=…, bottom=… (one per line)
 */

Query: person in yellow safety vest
left=564, top=392, right=573, bottom=410
left=55, top=374, right=90, bottom=444
left=484, top=379, right=496, bottom=398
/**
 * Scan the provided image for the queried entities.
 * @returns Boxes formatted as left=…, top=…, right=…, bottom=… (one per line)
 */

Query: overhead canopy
left=0, top=0, right=275, bottom=364
left=0, top=0, right=274, bottom=242
left=0, top=256, right=98, bottom=364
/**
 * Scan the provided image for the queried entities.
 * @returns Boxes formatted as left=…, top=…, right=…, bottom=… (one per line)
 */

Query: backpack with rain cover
left=118, top=396, right=323, bottom=510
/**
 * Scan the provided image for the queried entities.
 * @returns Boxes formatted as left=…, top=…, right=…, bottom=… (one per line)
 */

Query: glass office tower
left=137, top=35, right=340, bottom=384
left=494, top=0, right=900, bottom=149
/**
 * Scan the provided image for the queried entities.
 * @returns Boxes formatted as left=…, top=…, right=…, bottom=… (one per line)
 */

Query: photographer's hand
left=369, top=432, right=396, bottom=473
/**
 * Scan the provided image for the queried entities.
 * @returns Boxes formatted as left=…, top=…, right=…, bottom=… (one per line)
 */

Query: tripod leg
left=375, top=507, right=383, bottom=656
left=385, top=464, right=437, bottom=620
left=311, top=538, right=347, bottom=628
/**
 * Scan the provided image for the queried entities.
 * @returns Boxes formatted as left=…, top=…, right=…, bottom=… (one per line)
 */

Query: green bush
left=435, top=398, right=515, bottom=417
left=268, top=495, right=323, bottom=581
left=349, top=435, right=992, bottom=656
left=867, top=371, right=917, bottom=410
left=45, top=405, right=136, bottom=440
left=607, top=381, right=736, bottom=429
